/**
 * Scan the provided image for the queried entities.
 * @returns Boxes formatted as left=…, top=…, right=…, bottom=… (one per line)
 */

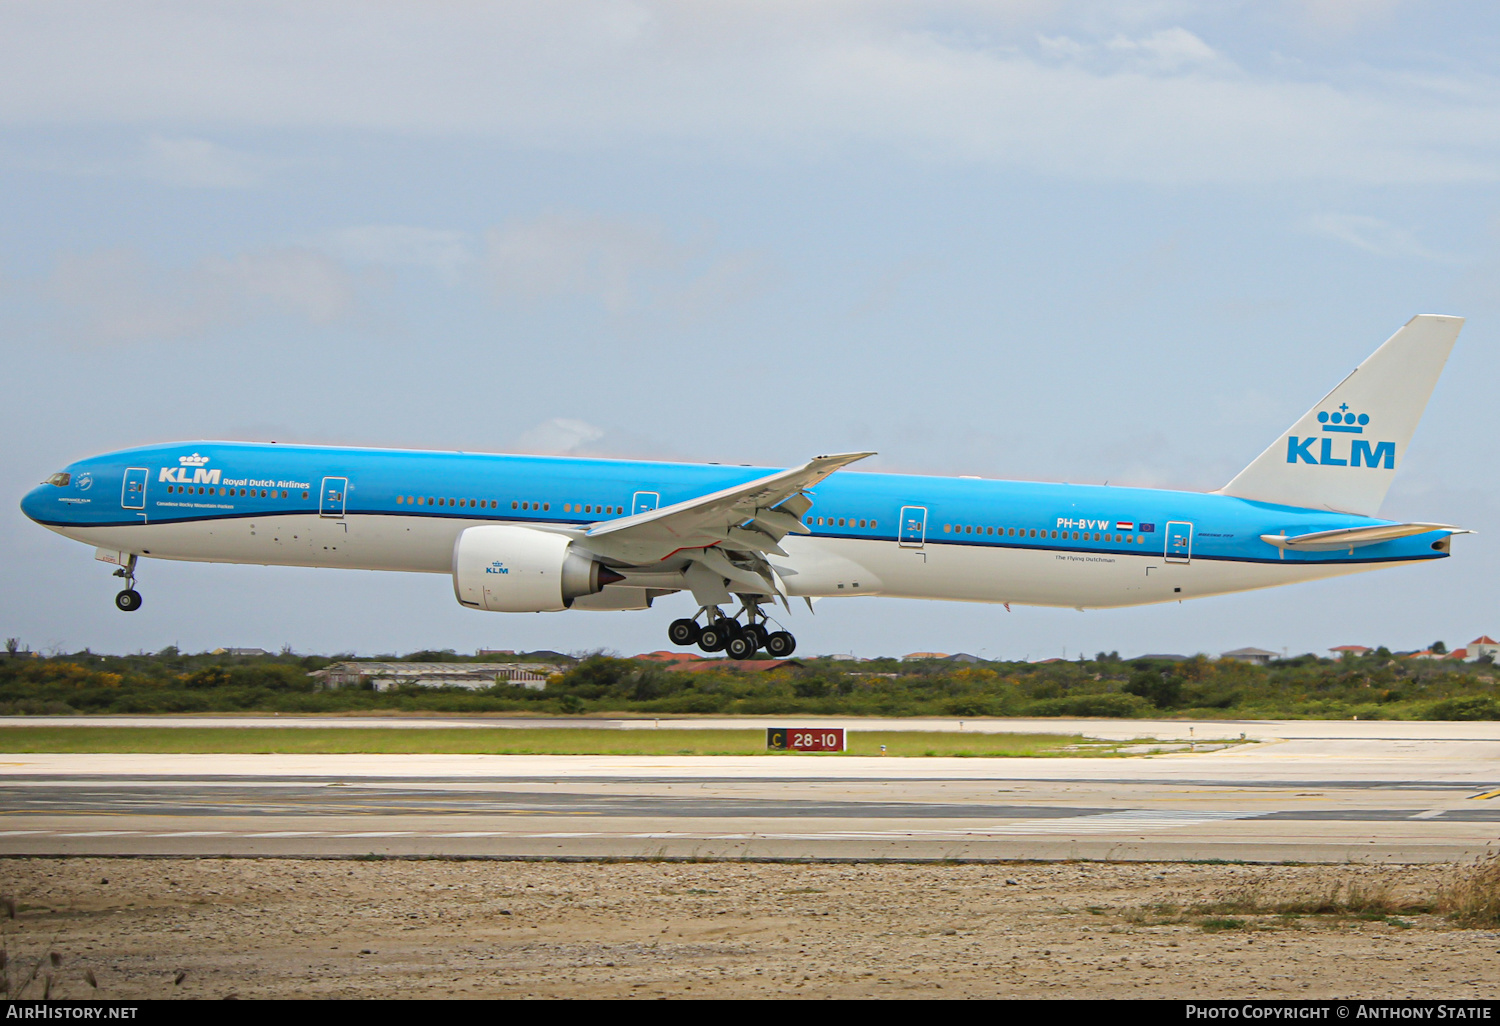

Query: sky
left=4, top=0, right=1500, bottom=660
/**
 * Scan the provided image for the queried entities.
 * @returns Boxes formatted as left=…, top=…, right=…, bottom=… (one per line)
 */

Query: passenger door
left=898, top=505, right=928, bottom=548
left=1165, top=521, right=1193, bottom=564
left=320, top=477, right=348, bottom=519
left=121, top=468, right=148, bottom=510
left=632, top=491, right=660, bottom=516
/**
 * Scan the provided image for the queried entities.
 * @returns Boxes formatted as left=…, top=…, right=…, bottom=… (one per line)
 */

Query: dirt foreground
left=2, top=858, right=1496, bottom=999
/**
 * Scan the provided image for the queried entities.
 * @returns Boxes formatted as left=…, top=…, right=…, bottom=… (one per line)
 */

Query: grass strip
left=0, top=726, right=1101, bottom=757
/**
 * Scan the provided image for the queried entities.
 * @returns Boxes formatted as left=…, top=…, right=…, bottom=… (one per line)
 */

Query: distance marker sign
left=767, top=728, right=846, bottom=752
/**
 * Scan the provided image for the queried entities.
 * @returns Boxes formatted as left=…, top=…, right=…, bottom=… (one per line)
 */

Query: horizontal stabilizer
left=1220, top=315, right=1463, bottom=516
left=1261, top=523, right=1467, bottom=552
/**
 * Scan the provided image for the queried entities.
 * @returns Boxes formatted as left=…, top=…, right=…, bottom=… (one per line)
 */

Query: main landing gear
left=668, top=601, right=796, bottom=659
left=113, top=555, right=142, bottom=612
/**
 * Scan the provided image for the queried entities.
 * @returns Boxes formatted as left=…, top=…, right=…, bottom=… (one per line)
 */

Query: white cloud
left=138, top=135, right=264, bottom=188
left=314, top=226, right=472, bottom=279
left=484, top=211, right=769, bottom=317
left=515, top=418, right=607, bottom=455
left=1291, top=0, right=1405, bottom=33
left=39, top=246, right=359, bottom=344
left=0, top=3, right=1494, bottom=184
left=1305, top=213, right=1452, bottom=261
left=1104, top=27, right=1222, bottom=72
left=485, top=213, right=678, bottom=312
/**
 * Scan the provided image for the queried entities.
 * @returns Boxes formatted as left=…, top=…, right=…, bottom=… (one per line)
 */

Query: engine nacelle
left=453, top=525, right=621, bottom=612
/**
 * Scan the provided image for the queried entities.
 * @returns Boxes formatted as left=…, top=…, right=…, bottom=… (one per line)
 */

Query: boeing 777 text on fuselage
left=21, top=315, right=1468, bottom=658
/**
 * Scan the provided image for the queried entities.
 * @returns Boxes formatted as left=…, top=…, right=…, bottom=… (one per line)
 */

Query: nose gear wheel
left=112, top=556, right=142, bottom=613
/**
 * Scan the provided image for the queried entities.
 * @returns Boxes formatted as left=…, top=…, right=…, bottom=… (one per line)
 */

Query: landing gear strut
left=666, top=600, right=795, bottom=658
left=113, top=555, right=142, bottom=612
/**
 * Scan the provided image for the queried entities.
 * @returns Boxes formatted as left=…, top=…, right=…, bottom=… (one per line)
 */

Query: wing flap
left=581, top=451, right=874, bottom=565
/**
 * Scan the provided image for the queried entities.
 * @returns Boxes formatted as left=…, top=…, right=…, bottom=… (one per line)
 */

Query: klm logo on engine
left=486, top=560, right=509, bottom=575
left=158, top=453, right=221, bottom=485
left=1286, top=406, right=1395, bottom=469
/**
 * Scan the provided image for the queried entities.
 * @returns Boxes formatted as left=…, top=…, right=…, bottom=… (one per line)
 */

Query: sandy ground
left=1, top=858, right=1496, bottom=999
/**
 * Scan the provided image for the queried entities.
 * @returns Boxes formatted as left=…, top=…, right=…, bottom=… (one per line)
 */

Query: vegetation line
left=2, top=645, right=1497, bottom=721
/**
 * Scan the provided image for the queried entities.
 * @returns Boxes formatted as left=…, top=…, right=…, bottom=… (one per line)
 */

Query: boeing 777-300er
left=21, top=315, right=1468, bottom=658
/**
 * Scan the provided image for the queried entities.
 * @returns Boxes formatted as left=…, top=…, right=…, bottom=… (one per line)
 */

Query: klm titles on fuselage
left=156, top=454, right=308, bottom=492
left=1286, top=407, right=1396, bottom=469
left=157, top=467, right=310, bottom=490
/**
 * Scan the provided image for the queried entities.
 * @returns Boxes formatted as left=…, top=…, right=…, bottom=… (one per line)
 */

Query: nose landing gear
left=112, top=555, right=142, bottom=612
left=667, top=601, right=796, bottom=658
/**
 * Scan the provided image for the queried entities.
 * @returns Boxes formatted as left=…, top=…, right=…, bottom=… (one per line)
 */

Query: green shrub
left=1427, top=696, right=1500, bottom=720
left=1025, top=693, right=1151, bottom=717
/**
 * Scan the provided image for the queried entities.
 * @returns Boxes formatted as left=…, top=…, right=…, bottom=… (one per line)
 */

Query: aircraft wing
left=1261, top=522, right=1468, bottom=552
left=580, top=452, right=875, bottom=567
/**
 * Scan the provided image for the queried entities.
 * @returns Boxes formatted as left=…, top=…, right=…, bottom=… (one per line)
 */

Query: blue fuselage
left=22, top=441, right=1446, bottom=573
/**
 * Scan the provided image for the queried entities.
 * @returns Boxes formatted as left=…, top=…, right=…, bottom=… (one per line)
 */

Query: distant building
left=1330, top=645, right=1372, bottom=657
left=312, top=661, right=562, bottom=691
left=1443, top=637, right=1499, bottom=663
left=943, top=653, right=981, bottom=663
left=902, top=652, right=950, bottom=661
left=476, top=649, right=515, bottom=657
left=1466, top=636, right=1500, bottom=662
left=210, top=647, right=271, bottom=657
left=633, top=651, right=705, bottom=663
left=1220, top=647, right=1279, bottom=666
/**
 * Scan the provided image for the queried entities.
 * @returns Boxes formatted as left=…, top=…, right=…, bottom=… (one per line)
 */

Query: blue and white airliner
left=21, top=315, right=1467, bottom=659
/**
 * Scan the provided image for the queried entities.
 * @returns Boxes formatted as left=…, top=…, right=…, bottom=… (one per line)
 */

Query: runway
left=3, top=724, right=1499, bottom=862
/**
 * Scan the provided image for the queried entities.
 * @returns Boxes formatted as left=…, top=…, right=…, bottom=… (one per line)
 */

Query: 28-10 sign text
left=767, top=727, right=846, bottom=752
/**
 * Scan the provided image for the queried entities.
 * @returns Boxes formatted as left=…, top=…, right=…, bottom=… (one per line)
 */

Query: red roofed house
left=633, top=651, right=705, bottom=663
left=1330, top=645, right=1372, bottom=657
left=1468, top=636, right=1500, bottom=662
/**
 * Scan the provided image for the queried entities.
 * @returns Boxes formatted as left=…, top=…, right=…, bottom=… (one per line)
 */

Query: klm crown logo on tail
left=1285, top=405, right=1395, bottom=469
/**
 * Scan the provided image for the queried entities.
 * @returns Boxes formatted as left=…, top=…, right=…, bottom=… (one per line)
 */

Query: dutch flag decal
left=1114, top=521, right=1134, bottom=531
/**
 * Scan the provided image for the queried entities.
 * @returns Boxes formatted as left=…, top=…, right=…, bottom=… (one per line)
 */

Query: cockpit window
left=45, top=473, right=70, bottom=487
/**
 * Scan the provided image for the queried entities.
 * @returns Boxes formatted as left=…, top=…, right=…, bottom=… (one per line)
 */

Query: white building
left=1446, top=637, right=1500, bottom=663
left=1220, top=647, right=1279, bottom=666
left=312, top=661, right=561, bottom=691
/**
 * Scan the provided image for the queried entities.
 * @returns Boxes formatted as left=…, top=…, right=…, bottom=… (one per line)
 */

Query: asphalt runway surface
left=3, top=721, right=1499, bottom=862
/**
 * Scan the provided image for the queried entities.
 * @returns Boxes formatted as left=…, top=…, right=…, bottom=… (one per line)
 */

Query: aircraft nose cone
left=19, top=484, right=50, bottom=523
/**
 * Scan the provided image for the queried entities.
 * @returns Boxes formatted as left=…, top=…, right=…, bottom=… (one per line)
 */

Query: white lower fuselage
left=48, top=513, right=1379, bottom=611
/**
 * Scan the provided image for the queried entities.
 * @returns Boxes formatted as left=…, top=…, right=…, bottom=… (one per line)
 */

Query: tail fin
left=1218, top=314, right=1463, bottom=516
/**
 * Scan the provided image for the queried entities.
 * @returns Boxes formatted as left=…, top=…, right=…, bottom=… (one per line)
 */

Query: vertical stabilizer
left=1218, top=314, right=1463, bottom=516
